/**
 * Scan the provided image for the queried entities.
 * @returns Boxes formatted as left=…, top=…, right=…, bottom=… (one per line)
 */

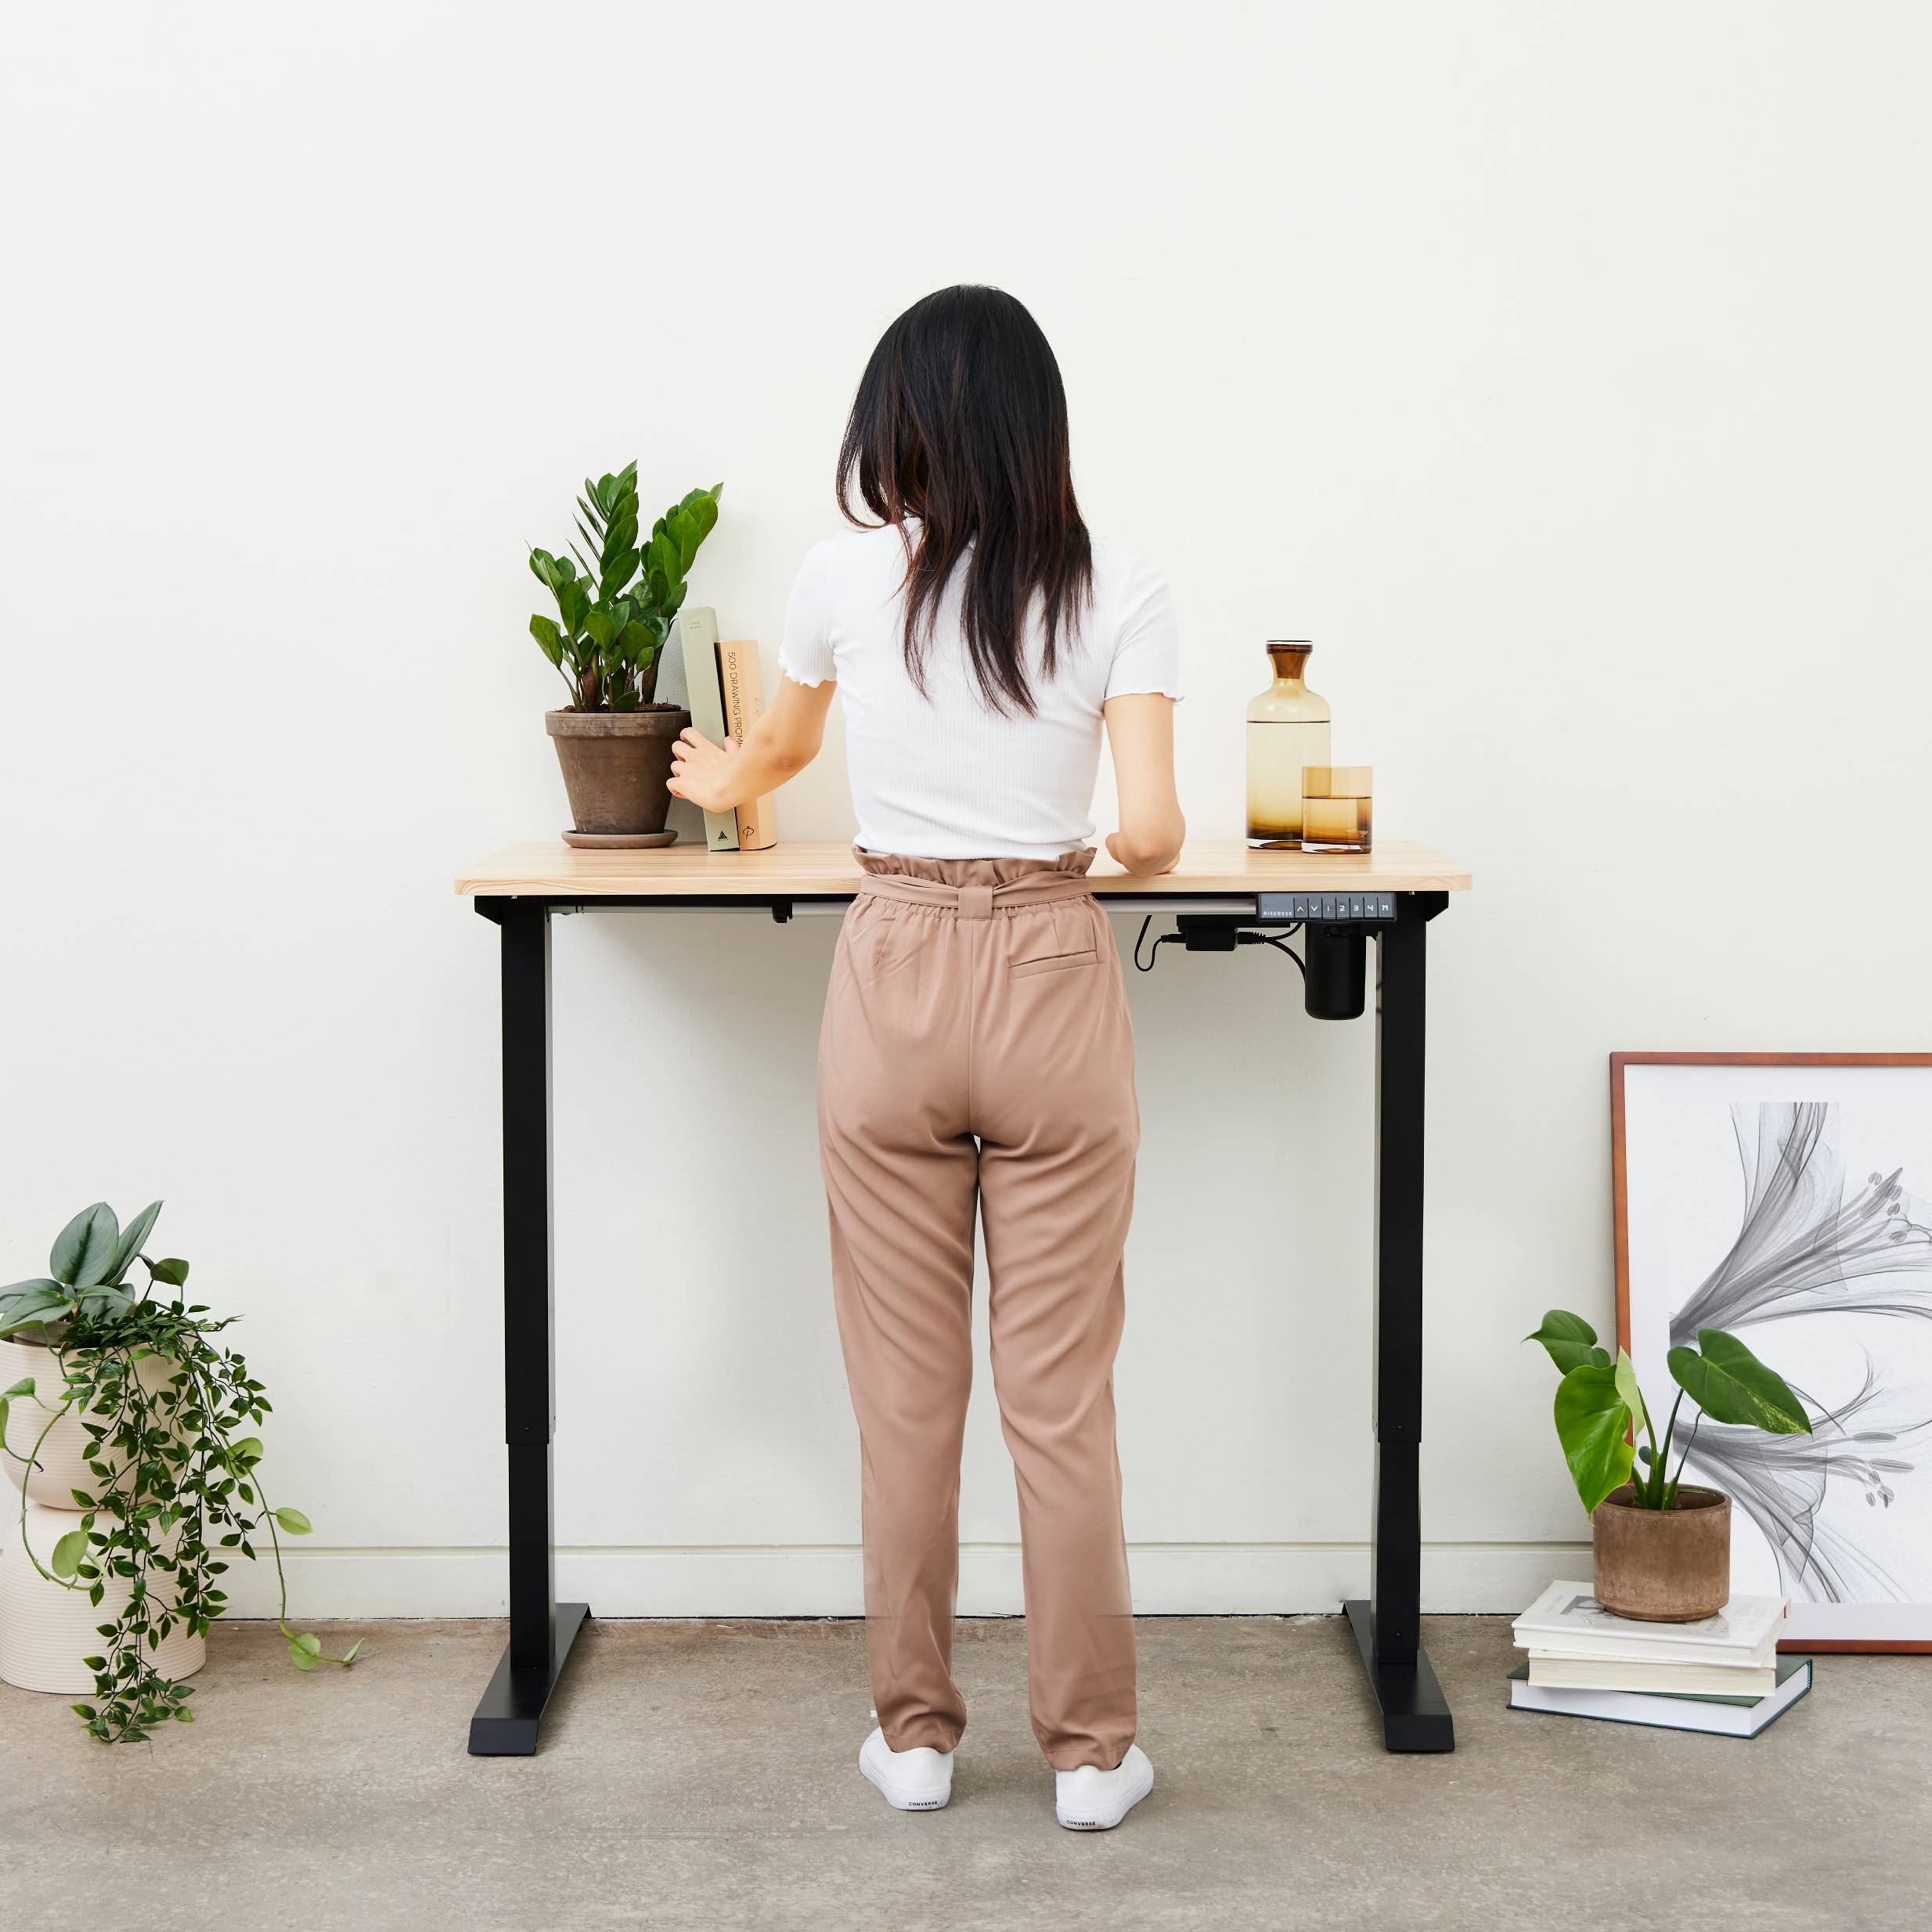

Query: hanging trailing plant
left=1, top=1202, right=359, bottom=1743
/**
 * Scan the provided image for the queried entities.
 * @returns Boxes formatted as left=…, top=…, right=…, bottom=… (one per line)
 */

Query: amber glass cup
left=1300, top=766, right=1372, bottom=852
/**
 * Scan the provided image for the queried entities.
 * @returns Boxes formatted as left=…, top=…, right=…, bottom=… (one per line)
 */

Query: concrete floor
left=1, top=1616, right=1926, bottom=1932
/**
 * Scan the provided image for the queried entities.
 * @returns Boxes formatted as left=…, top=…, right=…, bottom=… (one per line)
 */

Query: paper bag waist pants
left=816, top=848, right=1138, bottom=1771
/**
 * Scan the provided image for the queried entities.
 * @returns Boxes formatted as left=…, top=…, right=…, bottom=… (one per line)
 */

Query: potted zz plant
left=1, top=1202, right=357, bottom=1742
left=528, top=465, right=723, bottom=847
left=1526, top=1310, right=1811, bottom=1621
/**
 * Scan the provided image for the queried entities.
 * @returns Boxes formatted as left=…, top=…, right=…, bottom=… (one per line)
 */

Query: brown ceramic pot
left=546, top=706, right=688, bottom=838
left=1591, top=1483, right=1732, bottom=1621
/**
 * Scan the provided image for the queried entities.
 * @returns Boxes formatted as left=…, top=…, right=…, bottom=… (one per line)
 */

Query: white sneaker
left=1054, top=1744, right=1155, bottom=1830
left=859, top=1726, right=953, bottom=1811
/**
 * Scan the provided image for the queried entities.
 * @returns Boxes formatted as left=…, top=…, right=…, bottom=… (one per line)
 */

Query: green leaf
left=529, top=614, right=563, bottom=666
left=51, top=1527, right=91, bottom=1578
left=76, top=1285, right=136, bottom=1325
left=148, top=1257, right=189, bottom=1289
left=599, top=553, right=640, bottom=602
left=230, top=1436, right=264, bottom=1469
left=1552, top=1363, right=1635, bottom=1516
left=51, top=1204, right=119, bottom=1288
left=0, top=1279, right=63, bottom=1307
left=1523, top=1310, right=1609, bottom=1376
left=2, top=1376, right=33, bottom=1400
left=341, top=1638, right=364, bottom=1666
left=1668, top=1328, right=1812, bottom=1435
left=583, top=607, right=615, bottom=651
left=273, top=1507, right=312, bottom=1535
left=287, top=1631, right=322, bottom=1671
left=105, top=1202, right=163, bottom=1286
left=0, top=1284, right=70, bottom=1339
left=1613, top=1349, right=1649, bottom=1437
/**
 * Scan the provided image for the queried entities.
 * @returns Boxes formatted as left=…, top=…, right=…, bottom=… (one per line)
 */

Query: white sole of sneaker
left=1055, top=1754, right=1154, bottom=1831
left=860, top=1750, right=952, bottom=1811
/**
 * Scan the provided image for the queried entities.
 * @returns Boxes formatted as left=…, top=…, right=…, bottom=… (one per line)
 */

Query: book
left=676, top=606, right=739, bottom=852
left=1512, top=1581, right=1787, bottom=1663
left=1507, top=1656, right=1812, bottom=1738
left=1527, top=1652, right=1778, bottom=1696
left=716, top=640, right=777, bottom=851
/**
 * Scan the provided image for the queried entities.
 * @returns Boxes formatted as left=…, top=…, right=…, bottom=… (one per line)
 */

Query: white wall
left=3, top=3, right=1928, bottom=1620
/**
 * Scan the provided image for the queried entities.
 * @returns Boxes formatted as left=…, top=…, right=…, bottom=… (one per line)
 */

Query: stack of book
left=664, top=605, right=778, bottom=852
left=1508, top=1581, right=1812, bottom=1738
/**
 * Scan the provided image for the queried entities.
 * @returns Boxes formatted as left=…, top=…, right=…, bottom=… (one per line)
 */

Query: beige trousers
left=817, top=849, right=1139, bottom=1772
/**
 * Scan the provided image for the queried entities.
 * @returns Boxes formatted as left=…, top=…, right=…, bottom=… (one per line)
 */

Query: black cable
left=1134, top=917, right=1305, bottom=978
left=1133, top=914, right=1177, bottom=972
left=1248, top=933, right=1307, bottom=979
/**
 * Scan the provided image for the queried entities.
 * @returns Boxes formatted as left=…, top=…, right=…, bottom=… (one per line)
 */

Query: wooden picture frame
left=1613, top=1053, right=1932, bottom=1653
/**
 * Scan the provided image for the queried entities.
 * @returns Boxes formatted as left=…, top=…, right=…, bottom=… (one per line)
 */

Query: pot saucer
left=561, top=829, right=679, bottom=849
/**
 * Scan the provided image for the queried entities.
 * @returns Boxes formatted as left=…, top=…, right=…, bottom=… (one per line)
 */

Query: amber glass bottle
left=1245, top=642, right=1331, bottom=845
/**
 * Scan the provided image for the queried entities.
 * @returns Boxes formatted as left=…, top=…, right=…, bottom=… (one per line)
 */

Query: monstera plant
left=1, top=1202, right=358, bottom=1743
left=525, top=465, right=723, bottom=843
left=1526, top=1309, right=1815, bottom=1620
left=1526, top=1309, right=1811, bottom=1516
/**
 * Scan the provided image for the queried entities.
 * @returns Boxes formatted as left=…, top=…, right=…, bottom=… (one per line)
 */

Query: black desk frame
left=467, top=888, right=1454, bottom=1757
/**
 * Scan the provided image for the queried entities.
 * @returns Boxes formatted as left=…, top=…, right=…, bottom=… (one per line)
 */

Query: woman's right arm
left=668, top=673, right=836, bottom=813
left=1102, top=693, right=1186, bottom=874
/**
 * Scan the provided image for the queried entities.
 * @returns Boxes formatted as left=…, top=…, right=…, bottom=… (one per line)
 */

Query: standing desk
left=454, top=838, right=1472, bottom=1756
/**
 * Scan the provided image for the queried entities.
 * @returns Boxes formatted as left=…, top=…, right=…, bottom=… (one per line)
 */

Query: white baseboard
left=219, top=1541, right=1588, bottom=1620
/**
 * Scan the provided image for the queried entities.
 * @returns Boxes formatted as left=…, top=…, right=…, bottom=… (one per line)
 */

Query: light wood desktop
left=457, top=837, right=1471, bottom=899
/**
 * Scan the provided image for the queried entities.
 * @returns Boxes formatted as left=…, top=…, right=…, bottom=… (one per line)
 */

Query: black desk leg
left=469, top=898, right=589, bottom=1755
left=1343, top=892, right=1454, bottom=1752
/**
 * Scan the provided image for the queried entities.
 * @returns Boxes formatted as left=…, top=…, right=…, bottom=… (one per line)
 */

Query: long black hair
left=836, top=285, right=1092, bottom=717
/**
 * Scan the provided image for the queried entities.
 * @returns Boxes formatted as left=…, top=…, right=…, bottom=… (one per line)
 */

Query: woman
left=669, top=286, right=1184, bottom=1832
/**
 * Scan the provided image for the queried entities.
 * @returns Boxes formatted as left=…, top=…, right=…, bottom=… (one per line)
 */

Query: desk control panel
left=1257, top=891, right=1398, bottom=923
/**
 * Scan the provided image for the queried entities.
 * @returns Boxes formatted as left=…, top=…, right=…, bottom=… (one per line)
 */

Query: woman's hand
left=668, top=727, right=739, bottom=812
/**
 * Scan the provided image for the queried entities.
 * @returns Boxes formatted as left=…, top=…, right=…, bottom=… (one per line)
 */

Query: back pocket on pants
left=1011, top=948, right=1098, bottom=980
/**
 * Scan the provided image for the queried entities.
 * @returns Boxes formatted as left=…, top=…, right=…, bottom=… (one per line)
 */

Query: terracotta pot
left=1591, top=1483, right=1732, bottom=1622
left=546, top=706, right=689, bottom=838
left=0, top=1335, right=175, bottom=1508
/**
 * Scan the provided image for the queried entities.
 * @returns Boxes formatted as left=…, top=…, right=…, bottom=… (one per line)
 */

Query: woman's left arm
left=668, top=672, right=837, bottom=813
left=1103, top=693, right=1187, bottom=874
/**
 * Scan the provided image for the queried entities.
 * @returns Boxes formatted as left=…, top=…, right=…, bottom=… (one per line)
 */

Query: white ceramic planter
left=0, top=1335, right=174, bottom=1508
left=0, top=1495, right=205, bottom=1694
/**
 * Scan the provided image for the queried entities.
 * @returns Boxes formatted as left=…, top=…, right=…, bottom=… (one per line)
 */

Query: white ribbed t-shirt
left=777, top=524, right=1181, bottom=859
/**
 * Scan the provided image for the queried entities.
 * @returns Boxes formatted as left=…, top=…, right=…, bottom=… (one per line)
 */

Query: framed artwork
left=1613, top=1053, right=1932, bottom=1652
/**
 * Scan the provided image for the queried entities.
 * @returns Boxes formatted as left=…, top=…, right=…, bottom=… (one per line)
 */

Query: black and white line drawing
left=1620, top=1065, right=1932, bottom=1645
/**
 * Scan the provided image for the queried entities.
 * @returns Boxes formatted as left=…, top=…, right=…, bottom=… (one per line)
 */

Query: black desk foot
left=1343, top=1600, right=1454, bottom=1753
left=468, top=1602, right=592, bottom=1755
